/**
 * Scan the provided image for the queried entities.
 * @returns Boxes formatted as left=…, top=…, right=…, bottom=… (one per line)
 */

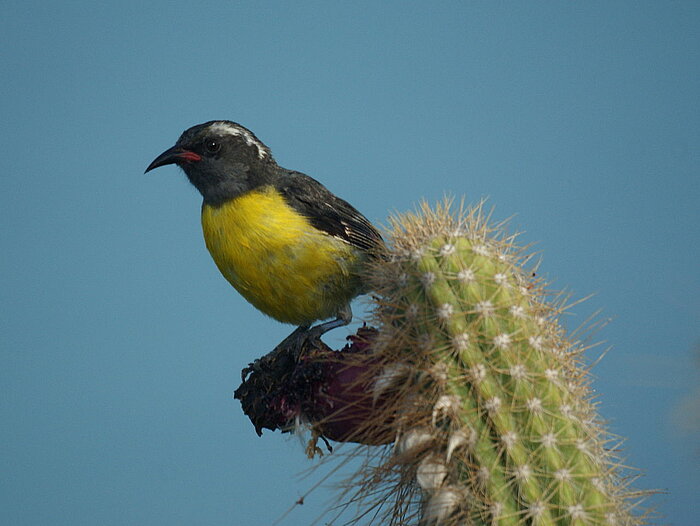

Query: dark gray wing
left=276, top=171, right=384, bottom=255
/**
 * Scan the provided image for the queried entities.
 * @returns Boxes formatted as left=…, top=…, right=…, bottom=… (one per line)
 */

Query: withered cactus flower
left=235, top=327, right=396, bottom=445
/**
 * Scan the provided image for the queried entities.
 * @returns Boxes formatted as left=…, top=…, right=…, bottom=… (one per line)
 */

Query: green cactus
left=334, top=199, right=649, bottom=526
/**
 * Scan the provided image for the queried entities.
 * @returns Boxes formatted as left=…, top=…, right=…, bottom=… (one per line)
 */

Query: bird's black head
left=145, top=120, right=276, bottom=205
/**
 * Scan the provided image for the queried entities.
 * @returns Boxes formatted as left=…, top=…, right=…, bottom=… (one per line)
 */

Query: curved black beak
left=145, top=145, right=202, bottom=173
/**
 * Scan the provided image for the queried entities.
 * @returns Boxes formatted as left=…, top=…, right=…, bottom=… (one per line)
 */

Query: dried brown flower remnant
left=235, top=327, right=396, bottom=445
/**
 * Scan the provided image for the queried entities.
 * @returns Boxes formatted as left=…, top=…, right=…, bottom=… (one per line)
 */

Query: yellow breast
left=201, top=185, right=361, bottom=325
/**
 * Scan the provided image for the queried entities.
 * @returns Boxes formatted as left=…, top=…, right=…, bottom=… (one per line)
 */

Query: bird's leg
left=266, top=304, right=353, bottom=360
left=306, top=304, right=353, bottom=342
left=243, top=306, right=354, bottom=381
left=278, top=323, right=312, bottom=350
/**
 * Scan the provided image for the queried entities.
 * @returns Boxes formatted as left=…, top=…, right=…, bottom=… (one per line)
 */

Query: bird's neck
left=198, top=161, right=283, bottom=208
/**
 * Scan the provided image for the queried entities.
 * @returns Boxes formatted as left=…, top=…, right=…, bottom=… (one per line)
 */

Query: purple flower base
left=235, top=327, right=395, bottom=445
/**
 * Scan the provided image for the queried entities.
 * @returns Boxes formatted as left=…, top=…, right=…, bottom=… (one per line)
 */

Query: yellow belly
left=201, top=186, right=362, bottom=325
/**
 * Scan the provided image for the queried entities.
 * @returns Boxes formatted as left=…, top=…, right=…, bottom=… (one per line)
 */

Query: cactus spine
left=338, top=200, right=647, bottom=526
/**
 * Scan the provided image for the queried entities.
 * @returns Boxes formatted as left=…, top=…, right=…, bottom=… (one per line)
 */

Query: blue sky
left=1, top=2, right=698, bottom=524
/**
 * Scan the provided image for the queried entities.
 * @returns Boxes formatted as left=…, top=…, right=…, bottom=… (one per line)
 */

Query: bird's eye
left=204, top=139, right=221, bottom=154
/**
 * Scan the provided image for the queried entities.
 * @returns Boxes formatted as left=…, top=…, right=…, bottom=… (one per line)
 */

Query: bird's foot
left=277, top=324, right=312, bottom=350
left=241, top=308, right=353, bottom=382
left=305, top=304, right=353, bottom=342
left=305, top=318, right=346, bottom=343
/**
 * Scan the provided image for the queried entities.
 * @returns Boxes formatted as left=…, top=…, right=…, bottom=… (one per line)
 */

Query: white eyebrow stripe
left=208, top=122, right=269, bottom=159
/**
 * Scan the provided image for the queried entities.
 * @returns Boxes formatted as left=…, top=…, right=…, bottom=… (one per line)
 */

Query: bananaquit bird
left=145, top=120, right=384, bottom=341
